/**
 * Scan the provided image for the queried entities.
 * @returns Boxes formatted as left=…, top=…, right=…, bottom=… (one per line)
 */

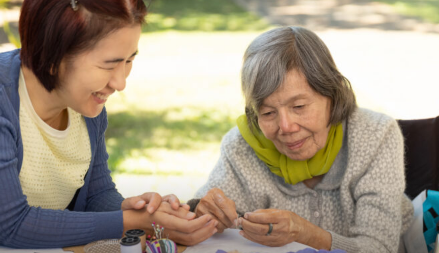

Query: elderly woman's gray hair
left=242, top=26, right=357, bottom=129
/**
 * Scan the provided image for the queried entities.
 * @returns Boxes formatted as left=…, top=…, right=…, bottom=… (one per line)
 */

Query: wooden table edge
left=63, top=244, right=186, bottom=252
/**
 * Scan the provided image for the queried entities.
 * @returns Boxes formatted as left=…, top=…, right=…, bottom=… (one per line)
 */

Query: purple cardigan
left=0, top=49, right=125, bottom=248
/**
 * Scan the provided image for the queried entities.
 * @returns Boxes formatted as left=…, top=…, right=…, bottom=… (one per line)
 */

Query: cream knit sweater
left=195, top=108, right=414, bottom=253
left=18, top=70, right=91, bottom=210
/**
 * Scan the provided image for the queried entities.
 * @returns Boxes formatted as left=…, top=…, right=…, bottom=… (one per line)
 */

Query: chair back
left=398, top=116, right=439, bottom=199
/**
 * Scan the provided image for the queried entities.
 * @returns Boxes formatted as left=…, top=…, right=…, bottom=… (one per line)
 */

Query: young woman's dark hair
left=19, top=0, right=147, bottom=92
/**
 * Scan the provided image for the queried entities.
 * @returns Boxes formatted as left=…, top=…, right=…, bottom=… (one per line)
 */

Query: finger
left=181, top=203, right=191, bottom=211
left=215, top=223, right=228, bottom=233
left=211, top=189, right=238, bottom=227
left=240, top=217, right=275, bottom=236
left=140, top=192, right=162, bottom=213
left=121, top=196, right=146, bottom=211
left=212, top=198, right=237, bottom=228
left=162, top=194, right=181, bottom=210
left=196, top=201, right=229, bottom=231
left=197, top=199, right=233, bottom=229
left=165, top=219, right=218, bottom=246
left=158, top=214, right=214, bottom=234
left=243, top=209, right=280, bottom=224
left=156, top=202, right=196, bottom=220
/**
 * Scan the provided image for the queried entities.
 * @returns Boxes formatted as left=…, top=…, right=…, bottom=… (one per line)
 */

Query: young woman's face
left=56, top=25, right=142, bottom=118
left=257, top=69, right=332, bottom=161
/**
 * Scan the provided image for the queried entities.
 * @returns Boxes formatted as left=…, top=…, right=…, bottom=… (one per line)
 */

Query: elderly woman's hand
left=195, top=188, right=238, bottom=233
left=238, top=209, right=331, bottom=249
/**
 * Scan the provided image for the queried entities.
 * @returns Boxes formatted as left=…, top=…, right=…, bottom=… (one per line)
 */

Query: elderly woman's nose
left=278, top=113, right=300, bottom=133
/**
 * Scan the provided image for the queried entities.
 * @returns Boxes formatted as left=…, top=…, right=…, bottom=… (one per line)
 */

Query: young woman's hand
left=123, top=202, right=218, bottom=245
left=238, top=209, right=331, bottom=250
left=122, top=192, right=190, bottom=215
left=122, top=192, right=162, bottom=213
left=162, top=194, right=191, bottom=211
left=195, top=188, right=238, bottom=233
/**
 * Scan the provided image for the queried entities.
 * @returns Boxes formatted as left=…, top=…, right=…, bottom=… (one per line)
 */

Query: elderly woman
left=188, top=26, right=414, bottom=253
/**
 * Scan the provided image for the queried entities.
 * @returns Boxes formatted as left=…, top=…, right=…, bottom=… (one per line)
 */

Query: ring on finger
left=266, top=223, right=273, bottom=236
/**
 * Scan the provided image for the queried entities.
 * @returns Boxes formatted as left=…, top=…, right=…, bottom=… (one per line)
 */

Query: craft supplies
left=83, top=239, right=120, bottom=253
left=145, top=222, right=177, bottom=253
left=125, top=229, right=146, bottom=252
left=120, top=236, right=142, bottom=253
left=146, top=238, right=178, bottom=253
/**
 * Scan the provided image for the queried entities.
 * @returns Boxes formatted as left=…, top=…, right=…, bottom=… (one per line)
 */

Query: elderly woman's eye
left=294, top=105, right=305, bottom=109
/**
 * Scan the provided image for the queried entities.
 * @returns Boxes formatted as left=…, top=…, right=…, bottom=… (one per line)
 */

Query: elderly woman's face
left=258, top=69, right=331, bottom=161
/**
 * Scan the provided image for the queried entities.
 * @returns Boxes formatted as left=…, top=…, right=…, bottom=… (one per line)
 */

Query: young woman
left=0, top=0, right=217, bottom=248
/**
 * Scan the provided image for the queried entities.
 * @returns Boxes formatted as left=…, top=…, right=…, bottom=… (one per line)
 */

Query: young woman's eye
left=126, top=57, right=136, bottom=64
left=99, top=65, right=116, bottom=71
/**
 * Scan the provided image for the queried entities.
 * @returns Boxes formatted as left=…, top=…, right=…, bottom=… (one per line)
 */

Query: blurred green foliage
left=375, top=0, right=439, bottom=23
left=0, top=0, right=8, bottom=8
left=106, top=107, right=236, bottom=174
left=0, top=0, right=21, bottom=48
left=2, top=21, right=20, bottom=47
left=143, top=0, right=270, bottom=32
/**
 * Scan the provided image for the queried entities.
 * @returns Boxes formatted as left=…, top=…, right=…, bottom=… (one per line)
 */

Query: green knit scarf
left=236, top=115, right=343, bottom=185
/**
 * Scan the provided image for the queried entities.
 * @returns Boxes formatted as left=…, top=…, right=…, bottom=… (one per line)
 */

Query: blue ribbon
left=423, top=190, right=439, bottom=251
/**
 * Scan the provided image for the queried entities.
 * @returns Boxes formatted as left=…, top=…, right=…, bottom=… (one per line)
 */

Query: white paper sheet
left=0, top=246, right=69, bottom=253
left=184, top=229, right=313, bottom=253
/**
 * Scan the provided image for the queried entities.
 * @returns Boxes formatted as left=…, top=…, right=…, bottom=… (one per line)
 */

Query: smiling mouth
left=92, top=92, right=109, bottom=101
left=92, top=92, right=110, bottom=104
left=285, top=138, right=307, bottom=150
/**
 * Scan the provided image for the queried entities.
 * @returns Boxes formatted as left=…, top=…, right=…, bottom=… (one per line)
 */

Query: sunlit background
left=1, top=0, right=438, bottom=202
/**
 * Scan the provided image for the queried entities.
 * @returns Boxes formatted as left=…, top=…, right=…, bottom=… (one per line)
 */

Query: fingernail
left=234, top=219, right=238, bottom=228
left=244, top=213, right=249, bottom=219
left=136, top=200, right=145, bottom=207
left=186, top=212, right=196, bottom=219
left=239, top=231, right=244, bottom=236
left=212, top=228, right=218, bottom=235
left=147, top=206, right=154, bottom=213
left=213, top=220, right=219, bottom=227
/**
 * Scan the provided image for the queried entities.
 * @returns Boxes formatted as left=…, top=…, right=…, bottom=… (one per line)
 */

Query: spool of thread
left=125, top=229, right=146, bottom=252
left=120, top=236, right=142, bottom=253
